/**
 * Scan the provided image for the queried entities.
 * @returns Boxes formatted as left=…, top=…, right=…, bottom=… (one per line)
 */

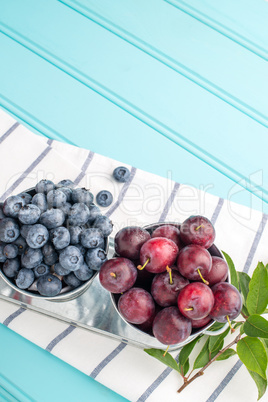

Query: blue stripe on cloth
left=73, top=150, right=95, bottom=185
left=210, top=198, right=224, bottom=225
left=158, top=182, right=180, bottom=222
left=206, top=360, right=243, bottom=402
left=206, top=213, right=267, bottom=401
left=89, top=343, right=127, bottom=379
left=0, top=122, right=20, bottom=144
left=45, top=325, right=76, bottom=352
left=3, top=307, right=26, bottom=326
left=105, top=167, right=137, bottom=218
left=0, top=140, right=53, bottom=201
left=243, top=213, right=268, bottom=274
left=137, top=363, right=178, bottom=402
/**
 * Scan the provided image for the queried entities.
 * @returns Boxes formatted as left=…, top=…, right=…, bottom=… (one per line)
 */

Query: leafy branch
left=177, top=333, right=241, bottom=393
left=145, top=257, right=268, bottom=400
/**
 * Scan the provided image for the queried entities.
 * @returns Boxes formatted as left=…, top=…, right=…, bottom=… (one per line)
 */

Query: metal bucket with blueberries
left=0, top=181, right=112, bottom=302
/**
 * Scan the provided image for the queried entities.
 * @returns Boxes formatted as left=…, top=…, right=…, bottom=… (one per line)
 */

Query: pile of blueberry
left=0, top=179, right=113, bottom=298
left=99, top=216, right=242, bottom=346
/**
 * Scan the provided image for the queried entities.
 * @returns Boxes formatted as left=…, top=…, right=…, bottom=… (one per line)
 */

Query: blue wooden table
left=0, top=0, right=267, bottom=400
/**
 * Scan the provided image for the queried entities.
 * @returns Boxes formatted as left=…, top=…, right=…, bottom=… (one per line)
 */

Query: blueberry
left=40, top=208, right=65, bottom=229
left=0, top=243, right=7, bottom=262
left=87, top=204, right=101, bottom=224
left=58, top=187, right=72, bottom=202
left=15, top=268, right=35, bottom=289
left=26, top=224, right=49, bottom=249
left=18, top=204, right=41, bottom=224
left=75, top=244, right=87, bottom=255
left=3, top=244, right=18, bottom=259
left=0, top=218, right=20, bottom=243
left=74, top=263, right=94, bottom=281
left=31, top=193, right=47, bottom=213
left=21, top=247, right=43, bottom=269
left=20, top=225, right=33, bottom=239
left=96, top=191, right=113, bottom=207
left=13, top=236, right=27, bottom=255
left=56, top=179, right=75, bottom=189
left=50, top=226, right=70, bottom=250
left=71, top=188, right=94, bottom=206
left=113, top=166, right=130, bottom=183
left=18, top=192, right=32, bottom=205
left=59, top=246, right=84, bottom=271
left=47, top=189, right=67, bottom=208
left=54, top=262, right=71, bottom=276
left=85, top=247, right=107, bottom=271
left=37, top=274, right=62, bottom=296
left=80, top=228, right=104, bottom=249
left=59, top=202, right=72, bottom=216
left=2, top=258, right=20, bottom=278
left=63, top=272, right=82, bottom=288
left=33, top=263, right=50, bottom=278
left=69, top=226, right=82, bottom=245
left=93, top=216, right=113, bottom=237
left=3, top=195, right=25, bottom=218
left=42, top=242, right=58, bottom=265
left=0, top=203, right=5, bottom=220
left=35, top=179, right=55, bottom=194
left=67, top=203, right=90, bottom=226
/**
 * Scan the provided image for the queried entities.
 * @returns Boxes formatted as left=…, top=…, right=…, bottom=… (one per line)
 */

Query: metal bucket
left=110, top=222, right=229, bottom=349
left=0, top=187, right=109, bottom=302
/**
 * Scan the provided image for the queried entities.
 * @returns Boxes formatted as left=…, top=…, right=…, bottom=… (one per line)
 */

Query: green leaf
left=261, top=338, right=268, bottom=350
left=244, top=315, right=268, bottom=338
left=238, top=271, right=251, bottom=304
left=237, top=337, right=267, bottom=379
left=216, top=349, right=236, bottom=361
left=246, top=262, right=268, bottom=315
left=222, top=251, right=239, bottom=290
left=247, top=369, right=267, bottom=400
left=144, top=348, right=180, bottom=373
left=193, top=339, right=221, bottom=370
left=178, top=335, right=202, bottom=366
left=193, top=339, right=210, bottom=370
left=208, top=328, right=230, bottom=354
left=208, top=321, right=226, bottom=332
left=241, top=304, right=250, bottom=318
left=233, top=322, right=243, bottom=329
left=179, top=358, right=190, bottom=377
left=260, top=338, right=268, bottom=357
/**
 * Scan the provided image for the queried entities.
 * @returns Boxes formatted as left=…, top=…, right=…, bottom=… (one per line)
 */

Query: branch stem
left=177, top=334, right=241, bottom=393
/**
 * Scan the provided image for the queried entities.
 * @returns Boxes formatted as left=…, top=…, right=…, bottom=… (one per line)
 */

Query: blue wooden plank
left=0, top=32, right=266, bottom=213
left=60, top=0, right=268, bottom=125
left=165, top=0, right=268, bottom=59
left=0, top=325, right=128, bottom=402
left=0, top=0, right=268, bottom=205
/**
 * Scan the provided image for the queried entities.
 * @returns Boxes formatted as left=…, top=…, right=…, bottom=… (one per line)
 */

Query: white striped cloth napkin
left=0, top=108, right=267, bottom=402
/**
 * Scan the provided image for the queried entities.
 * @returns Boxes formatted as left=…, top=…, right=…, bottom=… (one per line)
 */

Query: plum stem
left=195, top=224, right=204, bottom=231
left=197, top=268, right=209, bottom=285
left=177, top=333, right=241, bottom=393
left=110, top=272, right=116, bottom=278
left=137, top=258, right=150, bottom=271
left=163, top=345, right=170, bottom=357
left=226, top=315, right=235, bottom=333
left=184, top=307, right=194, bottom=311
left=166, top=266, right=173, bottom=284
